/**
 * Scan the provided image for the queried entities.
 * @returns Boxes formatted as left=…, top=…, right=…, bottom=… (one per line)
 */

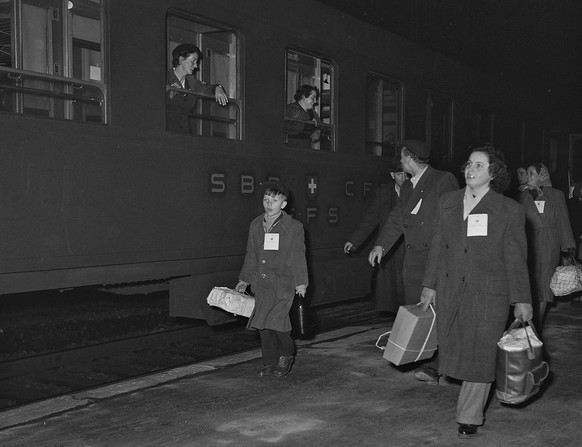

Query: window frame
left=426, top=89, right=454, bottom=165
left=365, top=71, right=404, bottom=157
left=0, top=0, right=107, bottom=124
left=166, top=9, right=242, bottom=140
left=284, top=47, right=336, bottom=151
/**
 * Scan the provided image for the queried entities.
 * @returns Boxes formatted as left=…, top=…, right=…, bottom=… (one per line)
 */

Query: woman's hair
left=464, top=145, right=511, bottom=193
left=294, top=85, right=319, bottom=102
left=528, top=162, right=553, bottom=187
left=171, top=43, right=203, bottom=68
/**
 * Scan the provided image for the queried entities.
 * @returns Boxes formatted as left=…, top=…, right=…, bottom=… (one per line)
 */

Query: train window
left=166, top=12, right=240, bottom=140
left=473, top=107, right=493, bottom=144
left=365, top=73, right=403, bottom=157
left=426, top=90, right=454, bottom=167
left=285, top=49, right=335, bottom=151
left=0, top=0, right=106, bottom=123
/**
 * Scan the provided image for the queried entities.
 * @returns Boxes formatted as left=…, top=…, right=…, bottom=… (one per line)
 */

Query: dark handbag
left=290, top=294, right=313, bottom=339
left=495, top=319, right=549, bottom=405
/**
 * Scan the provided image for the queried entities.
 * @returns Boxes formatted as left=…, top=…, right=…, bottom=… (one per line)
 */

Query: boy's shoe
left=414, top=366, right=440, bottom=385
left=257, top=365, right=276, bottom=377
left=273, top=355, right=294, bottom=377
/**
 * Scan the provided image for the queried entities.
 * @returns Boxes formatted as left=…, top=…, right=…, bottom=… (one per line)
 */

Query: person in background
left=513, top=167, right=528, bottom=199
left=285, top=85, right=322, bottom=144
left=166, top=43, right=229, bottom=133
left=344, top=159, right=408, bottom=313
left=517, top=167, right=528, bottom=187
left=567, top=180, right=582, bottom=259
left=420, top=145, right=533, bottom=438
left=236, top=182, right=308, bottom=378
left=519, top=163, right=576, bottom=331
left=368, top=140, right=459, bottom=385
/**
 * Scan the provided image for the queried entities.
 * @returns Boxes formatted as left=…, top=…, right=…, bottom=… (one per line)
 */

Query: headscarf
left=519, top=163, right=552, bottom=197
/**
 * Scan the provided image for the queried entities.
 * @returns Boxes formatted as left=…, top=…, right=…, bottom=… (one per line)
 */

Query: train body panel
left=0, top=0, right=575, bottom=313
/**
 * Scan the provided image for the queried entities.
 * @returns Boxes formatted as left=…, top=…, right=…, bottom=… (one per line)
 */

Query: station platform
left=1, top=300, right=581, bottom=446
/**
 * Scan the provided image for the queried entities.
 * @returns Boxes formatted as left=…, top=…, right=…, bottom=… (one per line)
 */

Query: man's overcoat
left=348, top=182, right=405, bottom=311
left=376, top=166, right=459, bottom=303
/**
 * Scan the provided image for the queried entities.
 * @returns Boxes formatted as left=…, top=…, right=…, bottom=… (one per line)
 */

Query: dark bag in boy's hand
left=290, top=294, right=313, bottom=339
left=495, top=319, right=549, bottom=405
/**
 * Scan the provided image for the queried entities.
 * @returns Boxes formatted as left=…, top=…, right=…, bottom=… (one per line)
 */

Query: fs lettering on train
left=209, top=172, right=374, bottom=224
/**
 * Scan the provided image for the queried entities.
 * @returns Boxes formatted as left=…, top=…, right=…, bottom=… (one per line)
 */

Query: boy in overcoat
left=236, top=182, right=308, bottom=377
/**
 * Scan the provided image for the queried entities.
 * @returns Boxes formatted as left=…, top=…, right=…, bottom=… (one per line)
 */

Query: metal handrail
left=166, top=85, right=240, bottom=107
left=166, top=109, right=238, bottom=126
left=0, top=83, right=103, bottom=106
left=0, top=66, right=105, bottom=89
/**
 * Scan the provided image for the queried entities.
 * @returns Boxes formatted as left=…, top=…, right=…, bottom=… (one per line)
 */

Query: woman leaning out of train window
left=518, top=162, right=576, bottom=332
left=285, top=85, right=322, bottom=142
left=166, top=43, right=228, bottom=133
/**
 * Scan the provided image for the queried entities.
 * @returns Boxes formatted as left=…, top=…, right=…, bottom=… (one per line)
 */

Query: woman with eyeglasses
left=420, top=145, right=533, bottom=438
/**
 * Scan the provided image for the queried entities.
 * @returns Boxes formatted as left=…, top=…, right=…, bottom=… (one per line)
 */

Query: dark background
left=316, top=0, right=582, bottom=125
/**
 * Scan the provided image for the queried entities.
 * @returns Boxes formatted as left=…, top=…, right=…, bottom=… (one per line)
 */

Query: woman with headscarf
left=519, top=163, right=575, bottom=331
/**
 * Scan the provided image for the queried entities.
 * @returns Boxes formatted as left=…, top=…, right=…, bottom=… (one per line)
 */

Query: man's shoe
left=257, top=365, right=276, bottom=377
left=273, top=355, right=294, bottom=377
left=457, top=424, right=478, bottom=438
left=414, top=366, right=440, bottom=385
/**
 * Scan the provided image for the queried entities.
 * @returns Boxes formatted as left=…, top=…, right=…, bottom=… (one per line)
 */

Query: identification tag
left=264, top=233, right=280, bottom=250
left=467, top=213, right=488, bottom=237
left=410, top=199, right=422, bottom=215
left=534, top=200, right=545, bottom=214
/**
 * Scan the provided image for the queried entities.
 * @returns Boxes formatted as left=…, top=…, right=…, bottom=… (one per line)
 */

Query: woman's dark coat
left=422, top=188, right=531, bottom=382
left=166, top=69, right=218, bottom=133
left=239, top=212, right=308, bottom=332
left=519, top=187, right=575, bottom=303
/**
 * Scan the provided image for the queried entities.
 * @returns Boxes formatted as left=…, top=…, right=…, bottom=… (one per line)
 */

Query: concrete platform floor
left=1, top=300, right=581, bottom=446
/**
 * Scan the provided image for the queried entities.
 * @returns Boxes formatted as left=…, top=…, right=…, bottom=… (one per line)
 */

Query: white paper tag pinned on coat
left=534, top=200, right=545, bottom=213
left=410, top=199, right=422, bottom=215
left=264, top=233, right=279, bottom=250
left=467, top=213, right=488, bottom=236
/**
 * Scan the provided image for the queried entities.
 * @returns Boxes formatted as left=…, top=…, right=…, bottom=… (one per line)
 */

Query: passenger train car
left=0, top=0, right=576, bottom=321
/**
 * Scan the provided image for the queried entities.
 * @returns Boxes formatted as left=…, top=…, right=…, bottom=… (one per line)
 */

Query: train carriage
left=0, top=0, right=574, bottom=320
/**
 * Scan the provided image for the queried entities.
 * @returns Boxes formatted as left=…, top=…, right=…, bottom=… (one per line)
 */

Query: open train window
left=426, top=90, right=454, bottom=167
left=365, top=73, right=403, bottom=157
left=473, top=107, right=494, bottom=145
left=285, top=49, right=335, bottom=151
left=166, top=12, right=240, bottom=140
left=0, top=0, right=106, bottom=123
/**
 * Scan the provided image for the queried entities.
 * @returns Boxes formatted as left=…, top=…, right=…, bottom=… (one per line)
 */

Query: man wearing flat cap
left=368, top=139, right=459, bottom=384
left=344, top=158, right=408, bottom=313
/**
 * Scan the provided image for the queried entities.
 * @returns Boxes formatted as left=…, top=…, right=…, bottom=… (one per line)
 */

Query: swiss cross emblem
left=306, top=175, right=318, bottom=199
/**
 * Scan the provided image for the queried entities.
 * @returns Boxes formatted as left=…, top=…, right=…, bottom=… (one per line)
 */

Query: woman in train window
left=166, top=43, right=229, bottom=133
left=285, top=85, right=322, bottom=144
left=519, top=162, right=575, bottom=331
left=420, top=146, right=532, bottom=438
